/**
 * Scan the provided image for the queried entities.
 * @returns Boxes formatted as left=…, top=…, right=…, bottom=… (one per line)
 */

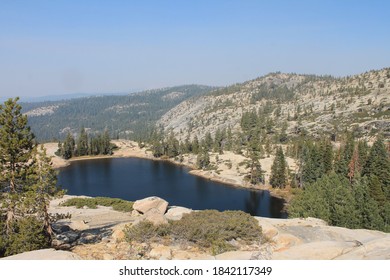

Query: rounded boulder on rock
left=165, top=206, right=192, bottom=221
left=133, top=196, right=168, bottom=214
left=143, top=208, right=169, bottom=225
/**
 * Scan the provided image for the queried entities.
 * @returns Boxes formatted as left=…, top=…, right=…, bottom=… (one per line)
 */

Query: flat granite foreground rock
left=3, top=196, right=389, bottom=260
left=1, top=249, right=81, bottom=260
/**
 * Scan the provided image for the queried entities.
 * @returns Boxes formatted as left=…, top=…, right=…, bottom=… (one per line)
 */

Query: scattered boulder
left=51, top=224, right=71, bottom=234
left=143, top=208, right=168, bottom=225
left=78, top=232, right=102, bottom=244
left=133, top=196, right=168, bottom=214
left=165, top=206, right=192, bottom=221
left=111, top=223, right=128, bottom=242
left=56, top=231, right=80, bottom=244
left=52, top=229, right=80, bottom=250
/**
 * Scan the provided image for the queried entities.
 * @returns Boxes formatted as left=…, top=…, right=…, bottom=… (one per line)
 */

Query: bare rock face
left=149, top=245, right=172, bottom=260
left=215, top=251, right=254, bottom=260
left=133, top=196, right=169, bottom=214
left=1, top=249, right=81, bottom=260
left=165, top=206, right=192, bottom=221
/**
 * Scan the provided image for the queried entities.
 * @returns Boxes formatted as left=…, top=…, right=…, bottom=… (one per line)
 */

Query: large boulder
left=165, top=206, right=192, bottom=221
left=133, top=196, right=168, bottom=214
left=143, top=208, right=169, bottom=225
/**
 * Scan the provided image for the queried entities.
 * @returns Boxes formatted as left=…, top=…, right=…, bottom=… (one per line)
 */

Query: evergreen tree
left=192, top=135, right=200, bottom=155
left=368, top=175, right=387, bottom=207
left=166, top=132, right=180, bottom=158
left=289, top=173, right=358, bottom=228
left=76, top=127, right=88, bottom=156
left=363, top=137, right=390, bottom=199
left=62, top=132, right=75, bottom=159
left=225, top=126, right=233, bottom=151
left=25, top=145, right=61, bottom=237
left=0, top=98, right=61, bottom=256
left=151, top=140, right=164, bottom=158
left=334, top=134, right=355, bottom=178
left=102, top=129, right=112, bottom=155
left=183, top=135, right=192, bottom=153
left=320, top=139, right=333, bottom=174
left=0, top=98, right=35, bottom=233
left=269, top=147, right=288, bottom=188
left=352, top=175, right=385, bottom=231
left=204, top=132, right=213, bottom=151
left=196, top=146, right=210, bottom=170
left=246, top=151, right=265, bottom=185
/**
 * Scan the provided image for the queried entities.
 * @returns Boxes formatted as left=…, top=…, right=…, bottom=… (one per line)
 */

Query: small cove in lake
left=58, top=157, right=287, bottom=218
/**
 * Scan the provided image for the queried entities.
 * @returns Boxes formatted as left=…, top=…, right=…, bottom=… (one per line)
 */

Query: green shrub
left=61, top=197, right=133, bottom=212
left=123, top=210, right=264, bottom=255
left=0, top=216, right=50, bottom=257
left=124, top=221, right=170, bottom=243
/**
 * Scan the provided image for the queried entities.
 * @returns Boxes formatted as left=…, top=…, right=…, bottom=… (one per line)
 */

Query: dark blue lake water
left=57, top=157, right=286, bottom=218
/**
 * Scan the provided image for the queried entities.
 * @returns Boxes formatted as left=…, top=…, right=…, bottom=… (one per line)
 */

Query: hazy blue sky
left=1, top=0, right=389, bottom=98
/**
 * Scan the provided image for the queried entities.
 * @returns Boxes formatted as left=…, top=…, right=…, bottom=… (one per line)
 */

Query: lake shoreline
left=45, top=140, right=291, bottom=204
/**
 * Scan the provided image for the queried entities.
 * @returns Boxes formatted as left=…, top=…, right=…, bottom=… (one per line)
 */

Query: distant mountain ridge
left=158, top=68, right=390, bottom=141
left=1, top=91, right=142, bottom=103
left=21, top=85, right=215, bottom=141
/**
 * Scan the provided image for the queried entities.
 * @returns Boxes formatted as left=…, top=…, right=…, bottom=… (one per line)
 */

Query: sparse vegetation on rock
left=124, top=210, right=264, bottom=255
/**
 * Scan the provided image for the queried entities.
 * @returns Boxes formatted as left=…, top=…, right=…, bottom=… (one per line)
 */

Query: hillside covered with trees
left=21, top=85, right=214, bottom=141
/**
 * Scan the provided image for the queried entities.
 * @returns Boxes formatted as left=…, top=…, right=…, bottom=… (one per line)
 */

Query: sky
left=0, top=0, right=390, bottom=98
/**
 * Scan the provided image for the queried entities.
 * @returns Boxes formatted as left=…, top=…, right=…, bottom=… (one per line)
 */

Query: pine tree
left=363, top=137, right=390, bottom=199
left=76, top=127, right=88, bottom=156
left=225, top=126, right=233, bottom=151
left=102, top=129, right=112, bottom=155
left=348, top=146, right=360, bottom=183
left=269, top=147, right=288, bottom=188
left=62, top=132, right=75, bottom=159
left=0, top=98, right=61, bottom=256
left=192, top=135, right=199, bottom=155
left=368, top=175, right=387, bottom=207
left=25, top=145, right=61, bottom=237
left=320, top=139, right=333, bottom=174
left=196, top=146, right=210, bottom=169
left=204, top=132, right=213, bottom=151
left=0, top=98, right=35, bottom=234
left=334, top=133, right=355, bottom=178
left=352, top=175, right=385, bottom=231
left=247, top=151, right=265, bottom=185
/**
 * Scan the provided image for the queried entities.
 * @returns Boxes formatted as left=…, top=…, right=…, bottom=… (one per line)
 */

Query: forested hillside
left=21, top=85, right=214, bottom=141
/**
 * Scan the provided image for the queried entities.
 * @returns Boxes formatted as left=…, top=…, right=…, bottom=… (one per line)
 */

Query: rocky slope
left=3, top=196, right=389, bottom=260
left=158, top=68, right=390, bottom=141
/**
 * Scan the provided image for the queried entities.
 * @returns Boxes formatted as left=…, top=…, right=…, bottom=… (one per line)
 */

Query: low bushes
left=61, top=197, right=134, bottom=212
left=124, top=210, right=264, bottom=255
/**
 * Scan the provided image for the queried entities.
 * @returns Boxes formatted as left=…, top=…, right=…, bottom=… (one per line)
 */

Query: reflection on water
left=58, top=158, right=287, bottom=218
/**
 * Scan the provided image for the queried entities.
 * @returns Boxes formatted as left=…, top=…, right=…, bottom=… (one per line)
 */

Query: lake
left=57, top=157, right=287, bottom=218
